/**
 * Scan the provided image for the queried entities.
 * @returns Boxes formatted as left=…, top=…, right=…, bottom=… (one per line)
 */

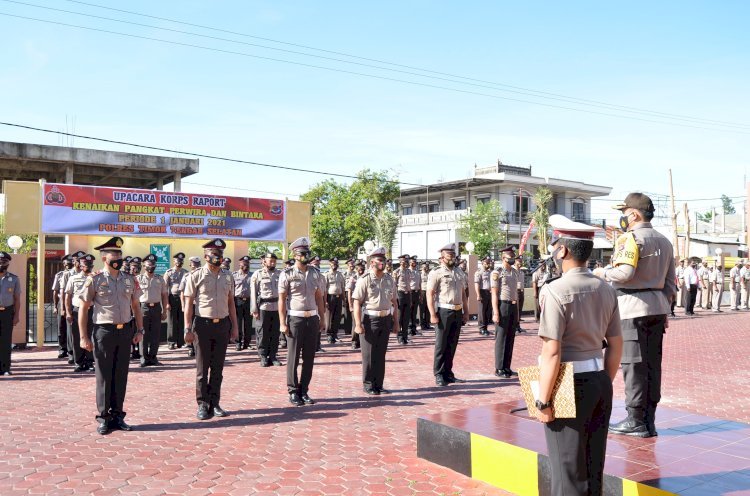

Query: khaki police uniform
left=393, top=260, right=412, bottom=344
left=701, top=265, right=712, bottom=309
left=52, top=264, right=72, bottom=357
left=474, top=264, right=492, bottom=334
left=184, top=263, right=234, bottom=409
left=419, top=267, right=432, bottom=330
left=135, top=271, right=168, bottom=365
left=164, top=263, right=188, bottom=348
left=426, top=252, right=468, bottom=383
left=179, top=263, right=199, bottom=356
left=0, top=265, right=21, bottom=375
left=711, top=266, right=724, bottom=311
left=64, top=269, right=94, bottom=370
left=730, top=264, right=741, bottom=310
left=491, top=263, right=521, bottom=375
left=408, top=261, right=421, bottom=335
left=347, top=267, right=363, bottom=348
left=352, top=267, right=397, bottom=391
left=741, top=264, right=750, bottom=309
left=251, top=265, right=281, bottom=365
left=232, top=266, right=254, bottom=349
left=324, top=267, right=346, bottom=341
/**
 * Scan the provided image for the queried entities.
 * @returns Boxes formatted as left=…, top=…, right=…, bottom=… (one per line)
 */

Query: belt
left=500, top=300, right=517, bottom=304
left=437, top=303, right=463, bottom=311
left=100, top=323, right=130, bottom=330
left=364, top=309, right=392, bottom=317
left=398, top=290, right=409, bottom=294
left=616, top=288, right=658, bottom=295
left=571, top=357, right=604, bottom=374
left=288, top=309, right=318, bottom=318
left=143, top=302, right=160, bottom=307
left=327, top=293, right=343, bottom=297
left=235, top=297, right=249, bottom=301
left=198, top=316, right=227, bottom=324
left=0, top=307, right=9, bottom=311
left=259, top=297, right=279, bottom=303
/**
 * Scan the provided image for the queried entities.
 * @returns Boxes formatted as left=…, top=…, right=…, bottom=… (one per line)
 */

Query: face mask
left=240, top=264, right=249, bottom=271
left=145, top=266, right=156, bottom=273
left=295, top=251, right=311, bottom=264
left=64, top=263, right=73, bottom=270
left=619, top=213, right=632, bottom=231
left=107, top=258, right=124, bottom=271
left=551, top=246, right=564, bottom=272
left=0, top=264, right=7, bottom=273
left=267, top=263, right=276, bottom=271
left=82, top=263, right=93, bottom=273
left=208, top=255, right=222, bottom=267
left=175, top=261, right=183, bottom=267
left=357, top=267, right=365, bottom=275
left=445, top=259, right=455, bottom=268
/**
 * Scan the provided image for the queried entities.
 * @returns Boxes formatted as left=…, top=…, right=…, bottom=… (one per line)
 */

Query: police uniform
left=324, top=258, right=346, bottom=343
left=407, top=256, right=421, bottom=336
left=128, top=257, right=143, bottom=360
left=347, top=260, right=365, bottom=349
left=741, top=262, right=750, bottom=309
left=595, top=193, right=676, bottom=437
left=250, top=254, right=281, bottom=366
left=352, top=247, right=397, bottom=394
left=0, top=252, right=21, bottom=375
left=701, top=263, right=713, bottom=309
left=51, top=254, right=74, bottom=359
left=514, top=260, right=526, bottom=333
left=711, top=264, right=724, bottom=312
left=532, top=261, right=550, bottom=321
left=675, top=261, right=685, bottom=308
left=426, top=243, right=468, bottom=386
left=279, top=237, right=325, bottom=406
left=232, top=256, right=254, bottom=350
left=164, top=252, right=188, bottom=349
left=221, top=257, right=231, bottom=273
left=342, top=259, right=356, bottom=336
left=491, top=247, right=521, bottom=377
left=418, top=263, right=432, bottom=330
left=730, top=262, right=742, bottom=310
left=393, top=255, right=412, bottom=344
left=180, top=257, right=202, bottom=357
left=79, top=237, right=143, bottom=434
left=64, top=254, right=95, bottom=372
left=135, top=254, right=168, bottom=367
left=474, top=257, right=493, bottom=335
left=537, top=215, right=622, bottom=496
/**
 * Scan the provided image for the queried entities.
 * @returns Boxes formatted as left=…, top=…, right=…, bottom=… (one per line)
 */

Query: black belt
left=398, top=290, right=409, bottom=294
left=142, top=302, right=161, bottom=307
left=196, top=316, right=229, bottom=324
left=0, top=306, right=13, bottom=312
left=98, top=323, right=131, bottom=330
left=617, top=288, right=658, bottom=295
left=259, top=297, right=279, bottom=303
left=235, top=296, right=249, bottom=301
left=499, top=300, right=516, bottom=304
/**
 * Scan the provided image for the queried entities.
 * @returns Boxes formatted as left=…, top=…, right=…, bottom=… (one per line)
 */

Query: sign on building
left=149, top=244, right=170, bottom=275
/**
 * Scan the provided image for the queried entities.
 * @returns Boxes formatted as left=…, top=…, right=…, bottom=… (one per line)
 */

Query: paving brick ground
left=0, top=306, right=748, bottom=495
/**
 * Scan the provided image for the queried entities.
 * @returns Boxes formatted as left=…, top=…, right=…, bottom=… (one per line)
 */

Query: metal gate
left=26, top=258, right=64, bottom=344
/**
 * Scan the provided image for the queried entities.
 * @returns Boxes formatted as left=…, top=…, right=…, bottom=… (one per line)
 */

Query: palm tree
left=529, top=186, right=553, bottom=255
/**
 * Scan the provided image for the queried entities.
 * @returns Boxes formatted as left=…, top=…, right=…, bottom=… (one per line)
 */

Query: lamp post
left=7, top=235, right=23, bottom=254
left=465, top=241, right=475, bottom=255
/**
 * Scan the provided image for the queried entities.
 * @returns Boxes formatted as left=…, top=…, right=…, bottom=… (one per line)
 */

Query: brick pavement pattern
left=0, top=308, right=748, bottom=495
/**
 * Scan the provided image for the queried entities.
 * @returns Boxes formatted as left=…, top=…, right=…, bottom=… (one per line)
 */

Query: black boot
left=609, top=407, right=651, bottom=437
left=645, top=404, right=659, bottom=437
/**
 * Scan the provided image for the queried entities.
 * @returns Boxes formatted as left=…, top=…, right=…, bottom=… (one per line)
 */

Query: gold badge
left=492, top=272, right=499, bottom=281
left=115, top=239, right=123, bottom=248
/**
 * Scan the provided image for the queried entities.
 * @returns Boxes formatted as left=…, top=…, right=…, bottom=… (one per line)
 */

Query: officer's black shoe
left=112, top=418, right=133, bottom=431
left=187, top=348, right=196, bottom=358
left=168, top=343, right=176, bottom=350
left=280, top=342, right=287, bottom=349
left=317, top=347, right=326, bottom=352
left=447, top=376, right=466, bottom=384
left=351, top=344, right=359, bottom=350
left=150, top=360, right=162, bottom=366
left=260, top=360, right=269, bottom=367
left=505, top=369, right=518, bottom=377
left=196, top=404, right=212, bottom=420
left=96, top=421, right=110, bottom=435
left=435, top=376, right=448, bottom=387
left=73, top=365, right=87, bottom=373
left=67, top=358, right=75, bottom=365
left=363, top=386, right=379, bottom=395
left=327, top=336, right=335, bottom=344
left=212, top=405, right=229, bottom=417
left=300, top=393, right=315, bottom=405
left=139, top=361, right=148, bottom=368
left=289, top=392, right=304, bottom=407
left=377, top=388, right=391, bottom=394
left=494, top=369, right=504, bottom=377
left=58, top=351, right=68, bottom=359
left=609, top=409, right=651, bottom=437
left=272, top=359, right=283, bottom=366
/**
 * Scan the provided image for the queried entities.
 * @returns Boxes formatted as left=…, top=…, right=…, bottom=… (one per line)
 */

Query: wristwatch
left=138, top=328, right=145, bottom=336
left=184, top=327, right=192, bottom=333
left=535, top=399, right=552, bottom=411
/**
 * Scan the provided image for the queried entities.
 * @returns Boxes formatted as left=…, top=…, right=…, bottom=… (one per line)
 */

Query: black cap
left=354, top=259, right=366, bottom=267
left=285, top=259, right=294, bottom=265
left=173, top=252, right=185, bottom=260
left=0, top=251, right=12, bottom=262
left=264, top=252, right=278, bottom=260
left=499, top=246, right=516, bottom=255
left=143, top=254, right=157, bottom=263
left=483, top=256, right=493, bottom=262
left=71, top=251, right=86, bottom=259
left=238, top=256, right=250, bottom=262
left=80, top=254, right=95, bottom=263
left=410, top=255, right=418, bottom=260
left=222, top=257, right=231, bottom=264
left=313, top=255, right=321, bottom=262
left=130, top=257, right=142, bottom=264
left=94, top=237, right=124, bottom=252
left=124, top=256, right=133, bottom=263
left=612, top=192, right=655, bottom=213
left=202, top=238, right=226, bottom=251
left=398, top=254, right=409, bottom=260
left=330, top=257, right=338, bottom=263
left=61, top=254, right=71, bottom=262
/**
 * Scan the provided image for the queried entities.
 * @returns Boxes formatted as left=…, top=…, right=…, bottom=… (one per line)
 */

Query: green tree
left=247, top=241, right=283, bottom=259
left=722, top=194, right=736, bottom=214
left=301, top=169, right=400, bottom=259
left=697, top=210, right=714, bottom=223
left=528, top=186, right=552, bottom=255
left=457, top=199, right=505, bottom=259
left=0, top=214, right=37, bottom=253
left=373, top=207, right=399, bottom=257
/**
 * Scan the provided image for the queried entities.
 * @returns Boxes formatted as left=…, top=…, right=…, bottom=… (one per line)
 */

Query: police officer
left=52, top=254, right=74, bottom=360
left=536, top=215, right=623, bottom=496
left=474, top=256, right=493, bottom=336
left=184, top=239, right=239, bottom=420
left=418, top=261, right=433, bottom=331
left=0, top=252, right=21, bottom=376
left=532, top=258, right=550, bottom=321
left=342, top=259, right=355, bottom=337
left=324, top=257, right=346, bottom=343
left=426, top=243, right=468, bottom=386
left=347, top=260, right=366, bottom=350
left=278, top=237, right=326, bottom=406
left=352, top=247, right=399, bottom=395
left=711, top=262, right=725, bottom=312
left=180, top=256, right=202, bottom=358
left=594, top=193, right=676, bottom=438
left=701, top=260, right=712, bottom=310
left=514, top=258, right=526, bottom=334
left=251, top=252, right=282, bottom=367
left=164, top=253, right=188, bottom=350
left=128, top=257, right=143, bottom=361
left=730, top=260, right=742, bottom=310
left=233, top=255, right=254, bottom=351
left=221, top=257, right=231, bottom=273
left=385, top=259, right=393, bottom=274
left=64, top=253, right=96, bottom=372
left=491, top=247, right=521, bottom=378
left=393, top=254, right=412, bottom=345
left=79, top=237, right=144, bottom=434
left=309, top=255, right=327, bottom=353
left=407, top=256, right=421, bottom=336
left=135, top=254, right=168, bottom=367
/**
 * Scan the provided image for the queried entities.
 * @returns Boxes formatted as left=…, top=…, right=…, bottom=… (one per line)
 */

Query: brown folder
left=518, top=362, right=577, bottom=418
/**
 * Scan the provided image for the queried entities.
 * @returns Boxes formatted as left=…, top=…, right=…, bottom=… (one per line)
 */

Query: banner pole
left=37, top=179, right=46, bottom=349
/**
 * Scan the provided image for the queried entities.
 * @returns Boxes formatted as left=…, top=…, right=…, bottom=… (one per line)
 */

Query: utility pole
left=518, top=187, right=523, bottom=250
left=683, top=203, right=690, bottom=259
left=668, top=169, right=679, bottom=257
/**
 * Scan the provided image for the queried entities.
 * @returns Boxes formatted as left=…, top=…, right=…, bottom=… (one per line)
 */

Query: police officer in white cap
left=279, top=237, right=326, bottom=406
left=536, top=215, right=623, bottom=496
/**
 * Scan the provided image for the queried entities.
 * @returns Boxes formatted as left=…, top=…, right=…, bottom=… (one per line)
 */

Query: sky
left=1, top=1, right=748, bottom=226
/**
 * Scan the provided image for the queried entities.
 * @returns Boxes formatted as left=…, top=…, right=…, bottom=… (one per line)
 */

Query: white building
left=394, top=161, right=612, bottom=259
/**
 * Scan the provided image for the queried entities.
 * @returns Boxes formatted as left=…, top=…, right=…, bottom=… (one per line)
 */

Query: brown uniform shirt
left=538, top=267, right=622, bottom=362
left=393, top=267, right=412, bottom=292
left=64, top=271, right=89, bottom=309
left=135, top=273, right=168, bottom=304
left=278, top=265, right=322, bottom=311
left=183, top=266, right=233, bottom=319
left=420, top=270, right=430, bottom=289
left=352, top=270, right=396, bottom=311
left=491, top=266, right=521, bottom=301
left=163, top=267, right=188, bottom=295
left=474, top=268, right=491, bottom=290
left=232, top=269, right=253, bottom=298
left=426, top=264, right=468, bottom=306
left=408, top=268, right=420, bottom=291
left=251, top=267, right=280, bottom=312
left=324, top=270, right=346, bottom=296
left=0, top=272, right=21, bottom=308
left=81, top=268, right=140, bottom=325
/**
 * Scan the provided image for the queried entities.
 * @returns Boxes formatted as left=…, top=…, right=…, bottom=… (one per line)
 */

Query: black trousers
left=516, top=290, right=525, bottom=329
left=68, top=309, right=93, bottom=367
left=194, top=316, right=230, bottom=407
left=361, top=314, right=392, bottom=389
left=167, top=294, right=184, bottom=347
left=478, top=289, right=492, bottom=331
left=685, top=285, right=698, bottom=314
left=0, top=308, right=14, bottom=374
left=343, top=296, right=353, bottom=335
left=621, top=315, right=665, bottom=417
left=495, top=301, right=517, bottom=371
left=351, top=306, right=360, bottom=347
left=419, top=290, right=430, bottom=329
left=397, top=291, right=411, bottom=341
left=235, top=298, right=253, bottom=347
left=544, top=370, right=612, bottom=496
left=326, top=294, right=343, bottom=338
left=141, top=303, right=162, bottom=361
left=433, top=308, right=462, bottom=379
left=286, top=315, right=319, bottom=394
left=57, top=314, right=68, bottom=353
left=409, top=290, right=419, bottom=332
left=93, top=323, right=133, bottom=421
left=258, top=309, right=280, bottom=361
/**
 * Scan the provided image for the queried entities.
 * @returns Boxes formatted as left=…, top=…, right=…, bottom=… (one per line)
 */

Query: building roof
left=0, top=141, right=198, bottom=192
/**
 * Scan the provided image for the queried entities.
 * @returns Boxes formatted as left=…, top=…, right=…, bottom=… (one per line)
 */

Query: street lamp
left=7, top=235, right=23, bottom=254
left=465, top=241, right=475, bottom=254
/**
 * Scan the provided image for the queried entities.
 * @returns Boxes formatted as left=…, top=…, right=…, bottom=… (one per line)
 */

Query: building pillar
left=65, top=164, right=74, bottom=184
left=156, top=177, right=164, bottom=190
left=173, top=172, right=182, bottom=192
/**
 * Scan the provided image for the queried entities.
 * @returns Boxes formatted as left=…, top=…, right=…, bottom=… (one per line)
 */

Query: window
left=572, top=201, right=585, bottom=220
left=476, top=196, right=490, bottom=205
left=402, top=206, right=413, bottom=215
left=453, top=199, right=466, bottom=210
left=515, top=195, right=530, bottom=214
left=419, top=203, right=439, bottom=213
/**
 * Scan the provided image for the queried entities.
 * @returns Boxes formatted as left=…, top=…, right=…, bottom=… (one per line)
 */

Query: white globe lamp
left=7, top=235, right=23, bottom=254
left=465, top=241, right=475, bottom=254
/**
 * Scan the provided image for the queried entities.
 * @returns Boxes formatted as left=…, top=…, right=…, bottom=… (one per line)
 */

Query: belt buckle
left=116, top=324, right=124, bottom=329
left=0, top=307, right=5, bottom=311
left=304, top=311, right=312, bottom=318
left=511, top=301, right=517, bottom=305
left=212, top=318, right=220, bottom=323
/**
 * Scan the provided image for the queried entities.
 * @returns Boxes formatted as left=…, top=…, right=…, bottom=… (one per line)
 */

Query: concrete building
left=394, top=161, right=612, bottom=259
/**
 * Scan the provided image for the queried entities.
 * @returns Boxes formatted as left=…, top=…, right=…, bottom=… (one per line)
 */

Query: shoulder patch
left=612, top=232, right=639, bottom=268
left=492, top=272, right=499, bottom=281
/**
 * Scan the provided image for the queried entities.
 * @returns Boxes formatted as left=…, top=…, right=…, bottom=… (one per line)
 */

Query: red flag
left=518, top=219, right=536, bottom=254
